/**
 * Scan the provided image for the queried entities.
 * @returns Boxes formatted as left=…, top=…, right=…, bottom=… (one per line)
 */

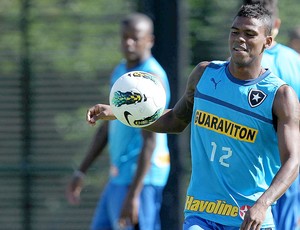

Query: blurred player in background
left=66, top=13, right=171, bottom=230
left=243, top=0, right=300, bottom=229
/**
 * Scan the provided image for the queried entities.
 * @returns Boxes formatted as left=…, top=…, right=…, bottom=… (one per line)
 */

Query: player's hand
left=65, top=173, right=84, bottom=205
left=240, top=203, right=267, bottom=230
left=118, top=196, right=139, bottom=228
left=86, top=104, right=116, bottom=126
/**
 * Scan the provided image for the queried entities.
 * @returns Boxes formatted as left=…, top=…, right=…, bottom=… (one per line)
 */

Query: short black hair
left=121, top=13, right=154, bottom=34
left=242, top=0, right=278, bottom=22
left=235, top=4, right=273, bottom=36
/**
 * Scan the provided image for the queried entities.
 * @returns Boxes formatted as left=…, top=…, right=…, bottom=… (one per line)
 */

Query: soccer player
left=86, top=4, right=300, bottom=229
left=66, top=13, right=171, bottom=230
left=243, top=1, right=300, bottom=229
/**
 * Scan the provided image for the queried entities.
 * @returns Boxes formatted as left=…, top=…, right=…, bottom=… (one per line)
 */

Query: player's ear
left=264, top=35, right=273, bottom=49
left=147, top=34, right=155, bottom=49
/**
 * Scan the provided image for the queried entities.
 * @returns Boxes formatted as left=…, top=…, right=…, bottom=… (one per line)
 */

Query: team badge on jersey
left=248, top=89, right=267, bottom=108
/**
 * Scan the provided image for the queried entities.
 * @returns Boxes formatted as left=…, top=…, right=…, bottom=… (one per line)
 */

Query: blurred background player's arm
left=66, top=121, right=108, bottom=205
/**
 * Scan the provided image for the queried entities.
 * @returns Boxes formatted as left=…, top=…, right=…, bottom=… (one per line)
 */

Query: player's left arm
left=241, top=84, right=300, bottom=229
left=269, top=84, right=300, bottom=201
left=119, top=129, right=156, bottom=227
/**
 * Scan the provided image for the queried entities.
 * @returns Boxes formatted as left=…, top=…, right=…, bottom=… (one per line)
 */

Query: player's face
left=121, top=22, right=153, bottom=63
left=229, top=16, right=270, bottom=67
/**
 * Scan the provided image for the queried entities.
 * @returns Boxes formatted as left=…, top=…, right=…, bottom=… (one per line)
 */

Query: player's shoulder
left=110, top=60, right=127, bottom=83
left=275, top=84, right=298, bottom=100
left=194, top=61, right=214, bottom=73
left=188, top=61, right=213, bottom=86
left=277, top=43, right=298, bottom=52
left=273, top=84, right=300, bottom=119
left=273, top=43, right=300, bottom=58
left=144, top=56, right=167, bottom=77
left=194, top=60, right=228, bottom=75
left=144, top=56, right=163, bottom=69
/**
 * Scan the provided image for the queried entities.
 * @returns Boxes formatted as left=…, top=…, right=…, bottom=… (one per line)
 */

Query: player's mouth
left=233, top=46, right=247, bottom=52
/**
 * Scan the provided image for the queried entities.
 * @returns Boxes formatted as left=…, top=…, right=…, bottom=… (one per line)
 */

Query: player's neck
left=229, top=64, right=264, bottom=81
left=126, top=53, right=151, bottom=69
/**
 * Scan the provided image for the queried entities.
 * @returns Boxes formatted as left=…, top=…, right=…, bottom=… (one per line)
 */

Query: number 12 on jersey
left=210, top=142, right=232, bottom=168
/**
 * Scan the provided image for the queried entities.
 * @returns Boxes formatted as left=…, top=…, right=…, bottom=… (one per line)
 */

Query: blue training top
left=108, top=56, right=171, bottom=186
left=262, top=43, right=300, bottom=99
left=185, top=61, right=286, bottom=228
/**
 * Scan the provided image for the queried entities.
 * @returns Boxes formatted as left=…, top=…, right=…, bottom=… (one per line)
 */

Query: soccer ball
left=109, top=71, right=166, bottom=127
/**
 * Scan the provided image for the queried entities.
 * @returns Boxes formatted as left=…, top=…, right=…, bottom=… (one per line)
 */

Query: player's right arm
left=86, top=104, right=116, bottom=126
left=145, top=61, right=210, bottom=133
left=66, top=121, right=109, bottom=205
left=86, top=61, right=210, bottom=133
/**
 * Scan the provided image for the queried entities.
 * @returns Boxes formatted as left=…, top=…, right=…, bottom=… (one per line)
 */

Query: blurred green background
left=1, top=0, right=299, bottom=229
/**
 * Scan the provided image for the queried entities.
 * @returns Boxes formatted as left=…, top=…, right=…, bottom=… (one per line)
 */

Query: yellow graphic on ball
left=112, top=91, right=144, bottom=107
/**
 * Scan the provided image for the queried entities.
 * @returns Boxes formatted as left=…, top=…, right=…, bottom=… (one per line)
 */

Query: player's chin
left=231, top=51, right=248, bottom=59
left=231, top=55, right=250, bottom=66
left=124, top=53, right=138, bottom=61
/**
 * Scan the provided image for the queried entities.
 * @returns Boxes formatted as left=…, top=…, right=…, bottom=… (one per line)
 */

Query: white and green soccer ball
left=109, top=71, right=166, bottom=127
